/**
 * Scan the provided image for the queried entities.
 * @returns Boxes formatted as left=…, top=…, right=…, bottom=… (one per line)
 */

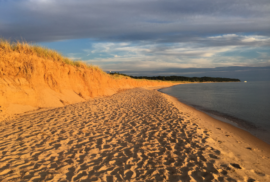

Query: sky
left=1, top=0, right=270, bottom=80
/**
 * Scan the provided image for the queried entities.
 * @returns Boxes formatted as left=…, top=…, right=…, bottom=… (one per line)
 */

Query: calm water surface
left=160, top=81, right=270, bottom=144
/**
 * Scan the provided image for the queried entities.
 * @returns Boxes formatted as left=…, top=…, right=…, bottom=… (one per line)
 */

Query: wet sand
left=0, top=88, right=269, bottom=182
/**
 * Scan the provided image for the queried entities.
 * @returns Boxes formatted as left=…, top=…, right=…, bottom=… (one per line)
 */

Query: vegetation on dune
left=109, top=72, right=241, bottom=82
left=0, top=39, right=102, bottom=71
left=0, top=39, right=240, bottom=82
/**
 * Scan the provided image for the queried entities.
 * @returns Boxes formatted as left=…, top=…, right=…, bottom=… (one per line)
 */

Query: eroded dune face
left=0, top=50, right=172, bottom=120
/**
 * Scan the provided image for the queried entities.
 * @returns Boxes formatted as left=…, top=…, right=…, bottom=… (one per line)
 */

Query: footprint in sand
left=230, top=163, right=242, bottom=169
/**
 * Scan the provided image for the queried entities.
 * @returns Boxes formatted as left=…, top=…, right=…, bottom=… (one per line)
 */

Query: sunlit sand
left=0, top=87, right=269, bottom=181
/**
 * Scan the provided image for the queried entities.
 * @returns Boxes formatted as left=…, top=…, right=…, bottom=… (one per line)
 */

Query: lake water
left=159, top=81, right=270, bottom=144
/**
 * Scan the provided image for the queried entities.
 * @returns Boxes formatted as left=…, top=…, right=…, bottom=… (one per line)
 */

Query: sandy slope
left=0, top=88, right=269, bottom=182
left=0, top=50, right=173, bottom=120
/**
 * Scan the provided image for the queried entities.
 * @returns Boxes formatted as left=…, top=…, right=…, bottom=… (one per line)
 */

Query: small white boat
left=244, top=81, right=247, bottom=83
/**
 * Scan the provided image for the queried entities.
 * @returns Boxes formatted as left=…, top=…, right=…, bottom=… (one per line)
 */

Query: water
left=160, top=81, right=270, bottom=144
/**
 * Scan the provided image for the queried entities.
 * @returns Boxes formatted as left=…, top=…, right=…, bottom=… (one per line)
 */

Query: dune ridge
left=0, top=41, right=174, bottom=120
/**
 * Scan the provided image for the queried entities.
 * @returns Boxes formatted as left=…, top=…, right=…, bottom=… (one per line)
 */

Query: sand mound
left=0, top=46, right=173, bottom=120
left=0, top=88, right=269, bottom=181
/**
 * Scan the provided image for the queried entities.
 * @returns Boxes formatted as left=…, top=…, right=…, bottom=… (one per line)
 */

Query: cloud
left=1, top=0, right=270, bottom=42
left=207, top=34, right=270, bottom=47
left=1, top=0, right=269, bottom=73
left=77, top=34, right=270, bottom=72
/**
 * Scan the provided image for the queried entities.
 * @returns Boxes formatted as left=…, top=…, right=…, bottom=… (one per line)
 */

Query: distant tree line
left=109, top=72, right=240, bottom=82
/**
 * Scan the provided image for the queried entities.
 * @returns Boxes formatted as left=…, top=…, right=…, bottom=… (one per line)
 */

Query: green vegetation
left=109, top=72, right=240, bottom=82
left=0, top=39, right=102, bottom=71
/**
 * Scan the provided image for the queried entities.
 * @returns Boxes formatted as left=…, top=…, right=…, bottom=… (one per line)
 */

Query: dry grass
left=0, top=39, right=103, bottom=72
left=110, top=73, right=131, bottom=79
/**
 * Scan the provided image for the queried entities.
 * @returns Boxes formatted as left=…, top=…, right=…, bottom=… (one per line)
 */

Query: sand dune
left=0, top=88, right=269, bottom=182
left=0, top=43, right=174, bottom=120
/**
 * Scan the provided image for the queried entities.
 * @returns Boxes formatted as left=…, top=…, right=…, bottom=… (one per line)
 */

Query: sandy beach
left=0, top=87, right=270, bottom=182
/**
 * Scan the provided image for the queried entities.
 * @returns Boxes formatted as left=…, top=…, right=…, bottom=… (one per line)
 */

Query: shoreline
left=156, top=88, right=270, bottom=178
left=187, top=104, right=270, bottom=145
left=157, top=83, right=270, bottom=147
left=153, top=85, right=270, bottom=154
left=159, top=90, right=270, bottom=155
left=0, top=87, right=269, bottom=181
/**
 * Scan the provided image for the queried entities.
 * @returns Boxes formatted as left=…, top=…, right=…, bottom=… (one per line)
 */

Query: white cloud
left=242, top=35, right=270, bottom=43
left=209, top=34, right=239, bottom=39
left=208, top=34, right=270, bottom=46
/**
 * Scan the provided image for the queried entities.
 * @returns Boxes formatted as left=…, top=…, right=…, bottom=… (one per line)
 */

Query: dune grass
left=0, top=39, right=182, bottom=84
left=110, top=73, right=131, bottom=79
left=0, top=39, right=102, bottom=71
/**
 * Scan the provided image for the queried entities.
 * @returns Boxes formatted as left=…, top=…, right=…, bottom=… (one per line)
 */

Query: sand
left=0, top=88, right=270, bottom=182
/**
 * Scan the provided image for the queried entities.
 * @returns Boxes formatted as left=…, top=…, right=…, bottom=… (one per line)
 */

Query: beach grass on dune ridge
left=0, top=39, right=102, bottom=71
left=0, top=39, right=178, bottom=84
